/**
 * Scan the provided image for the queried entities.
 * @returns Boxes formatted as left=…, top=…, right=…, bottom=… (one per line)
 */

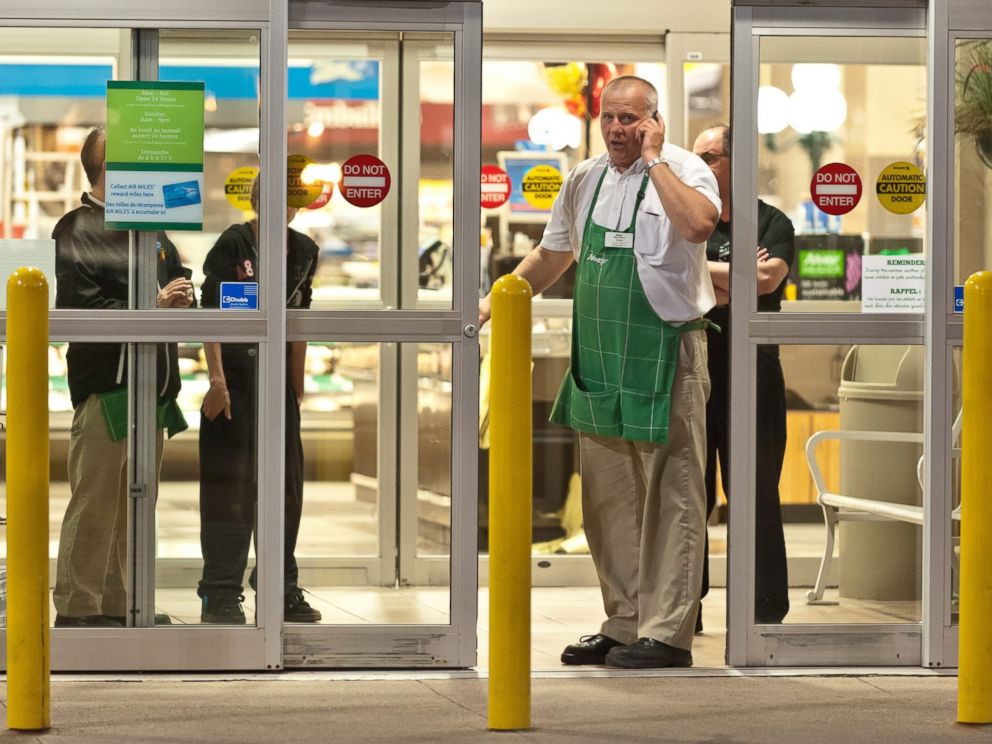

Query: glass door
left=0, top=7, right=279, bottom=670
left=923, top=0, right=992, bottom=669
left=280, top=2, right=480, bottom=667
left=729, top=2, right=930, bottom=666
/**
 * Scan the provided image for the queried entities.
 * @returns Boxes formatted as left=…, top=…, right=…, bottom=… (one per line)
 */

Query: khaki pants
left=579, top=329, right=710, bottom=651
left=54, top=394, right=163, bottom=618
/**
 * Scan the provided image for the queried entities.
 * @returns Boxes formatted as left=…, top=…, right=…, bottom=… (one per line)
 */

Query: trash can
left=837, top=345, right=924, bottom=601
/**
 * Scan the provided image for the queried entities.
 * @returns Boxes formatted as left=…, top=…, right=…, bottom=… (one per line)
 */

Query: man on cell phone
left=479, top=76, right=720, bottom=668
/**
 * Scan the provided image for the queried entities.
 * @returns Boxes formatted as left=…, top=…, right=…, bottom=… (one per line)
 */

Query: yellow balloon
left=543, top=62, right=588, bottom=99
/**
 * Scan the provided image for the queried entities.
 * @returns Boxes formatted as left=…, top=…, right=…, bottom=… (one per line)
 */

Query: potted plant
left=956, top=40, right=992, bottom=168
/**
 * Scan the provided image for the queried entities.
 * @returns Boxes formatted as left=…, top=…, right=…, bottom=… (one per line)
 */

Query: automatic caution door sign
left=521, top=164, right=563, bottom=210
left=341, top=154, right=391, bottom=208
left=224, top=166, right=259, bottom=211
left=876, top=161, right=926, bottom=214
left=811, top=163, right=862, bottom=216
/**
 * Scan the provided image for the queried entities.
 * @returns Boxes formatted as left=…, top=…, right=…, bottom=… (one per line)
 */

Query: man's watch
left=645, top=155, right=668, bottom=171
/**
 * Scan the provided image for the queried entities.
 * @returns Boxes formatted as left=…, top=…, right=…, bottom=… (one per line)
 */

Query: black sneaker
left=201, top=593, right=247, bottom=624
left=285, top=587, right=321, bottom=623
left=54, top=614, right=122, bottom=628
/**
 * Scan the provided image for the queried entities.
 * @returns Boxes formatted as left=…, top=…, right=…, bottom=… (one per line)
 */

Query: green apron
left=549, top=166, right=708, bottom=445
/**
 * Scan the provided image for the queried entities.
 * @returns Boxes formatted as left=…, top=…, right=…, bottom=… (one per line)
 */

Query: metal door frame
left=0, top=0, right=481, bottom=670
left=922, top=0, right=992, bottom=670
left=729, top=0, right=931, bottom=667
left=283, top=0, right=481, bottom=667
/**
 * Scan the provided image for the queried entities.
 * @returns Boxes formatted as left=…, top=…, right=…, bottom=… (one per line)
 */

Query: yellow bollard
left=6, top=268, right=50, bottom=731
left=487, top=274, right=532, bottom=731
left=959, top=271, right=992, bottom=724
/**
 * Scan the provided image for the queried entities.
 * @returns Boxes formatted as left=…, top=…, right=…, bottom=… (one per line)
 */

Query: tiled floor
left=29, top=479, right=926, bottom=670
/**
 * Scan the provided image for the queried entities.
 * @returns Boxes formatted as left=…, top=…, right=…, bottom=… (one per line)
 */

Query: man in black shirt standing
left=692, top=124, right=795, bottom=625
left=197, top=177, right=320, bottom=624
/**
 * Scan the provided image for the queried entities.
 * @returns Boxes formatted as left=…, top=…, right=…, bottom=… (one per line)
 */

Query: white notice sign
left=861, top=255, right=925, bottom=313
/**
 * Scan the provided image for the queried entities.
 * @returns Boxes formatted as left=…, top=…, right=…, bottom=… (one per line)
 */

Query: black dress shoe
left=54, top=614, right=122, bottom=628
left=561, top=634, right=625, bottom=665
left=605, top=637, right=693, bottom=669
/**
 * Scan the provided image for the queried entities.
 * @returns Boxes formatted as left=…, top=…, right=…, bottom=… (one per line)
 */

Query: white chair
left=804, top=410, right=962, bottom=605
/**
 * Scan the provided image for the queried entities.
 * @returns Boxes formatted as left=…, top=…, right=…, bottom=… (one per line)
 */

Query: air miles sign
left=799, top=250, right=845, bottom=278
left=220, top=282, right=258, bottom=310
left=876, top=161, right=926, bottom=214
left=105, top=81, right=205, bottom=231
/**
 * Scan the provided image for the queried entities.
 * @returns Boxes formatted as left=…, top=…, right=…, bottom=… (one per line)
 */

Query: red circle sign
left=481, top=165, right=510, bottom=209
left=304, top=182, right=334, bottom=210
left=811, top=162, right=862, bottom=216
left=340, top=154, right=391, bottom=208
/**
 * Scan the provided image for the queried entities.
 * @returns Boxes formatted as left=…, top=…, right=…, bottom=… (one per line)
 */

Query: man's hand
left=157, top=276, right=194, bottom=308
left=478, top=294, right=492, bottom=328
left=757, top=247, right=770, bottom=262
left=637, top=112, right=666, bottom=162
left=202, top=380, right=232, bottom=422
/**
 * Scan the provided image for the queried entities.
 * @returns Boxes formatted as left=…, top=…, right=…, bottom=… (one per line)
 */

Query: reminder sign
left=810, top=162, right=862, bottom=216
left=861, top=255, right=925, bottom=313
left=105, top=81, right=205, bottom=231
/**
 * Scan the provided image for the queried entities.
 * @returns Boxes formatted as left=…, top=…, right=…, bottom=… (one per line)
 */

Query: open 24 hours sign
left=104, top=81, right=205, bottom=231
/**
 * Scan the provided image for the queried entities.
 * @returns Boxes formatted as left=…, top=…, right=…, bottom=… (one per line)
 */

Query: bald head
left=601, top=76, right=659, bottom=117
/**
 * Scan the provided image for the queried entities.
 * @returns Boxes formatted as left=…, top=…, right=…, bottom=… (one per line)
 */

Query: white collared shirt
left=541, top=144, right=721, bottom=322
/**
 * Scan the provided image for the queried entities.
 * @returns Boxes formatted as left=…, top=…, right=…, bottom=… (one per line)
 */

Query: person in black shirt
left=692, top=125, right=795, bottom=626
left=197, top=176, right=320, bottom=624
left=53, top=126, right=194, bottom=627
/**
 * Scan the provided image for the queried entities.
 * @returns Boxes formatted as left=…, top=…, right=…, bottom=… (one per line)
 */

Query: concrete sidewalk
left=0, top=673, right=986, bottom=743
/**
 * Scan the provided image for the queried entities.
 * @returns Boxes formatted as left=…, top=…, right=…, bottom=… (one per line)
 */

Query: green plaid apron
left=550, top=166, right=707, bottom=445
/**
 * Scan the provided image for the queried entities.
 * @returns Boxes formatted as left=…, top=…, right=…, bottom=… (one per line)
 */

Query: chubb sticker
left=220, top=282, right=258, bottom=310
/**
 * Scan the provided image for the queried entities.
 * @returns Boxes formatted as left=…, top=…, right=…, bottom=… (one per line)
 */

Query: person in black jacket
left=197, top=176, right=320, bottom=624
left=692, top=125, right=795, bottom=627
left=52, top=126, right=194, bottom=628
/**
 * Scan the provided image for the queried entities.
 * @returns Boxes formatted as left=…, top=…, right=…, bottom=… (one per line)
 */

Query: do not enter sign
left=481, top=165, right=510, bottom=209
left=811, top=162, right=862, bottom=216
left=341, top=154, right=391, bottom=208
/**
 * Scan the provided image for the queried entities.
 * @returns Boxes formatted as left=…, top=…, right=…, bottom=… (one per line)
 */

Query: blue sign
left=0, top=60, right=380, bottom=101
left=220, top=282, right=258, bottom=310
left=954, top=285, right=964, bottom=314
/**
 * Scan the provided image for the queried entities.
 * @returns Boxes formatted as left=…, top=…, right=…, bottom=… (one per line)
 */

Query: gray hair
left=602, top=75, right=659, bottom=116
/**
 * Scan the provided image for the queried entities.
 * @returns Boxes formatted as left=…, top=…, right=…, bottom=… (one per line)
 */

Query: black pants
left=702, top=327, right=790, bottom=624
left=198, top=380, right=304, bottom=597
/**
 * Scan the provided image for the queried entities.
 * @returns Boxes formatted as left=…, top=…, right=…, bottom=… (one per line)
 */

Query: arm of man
left=289, top=340, right=307, bottom=404
left=478, top=246, right=574, bottom=327
left=708, top=260, right=730, bottom=293
left=756, top=205, right=796, bottom=297
left=709, top=248, right=788, bottom=301
left=757, top=256, right=790, bottom=296
left=201, top=341, right=231, bottom=421
left=638, top=116, right=719, bottom=243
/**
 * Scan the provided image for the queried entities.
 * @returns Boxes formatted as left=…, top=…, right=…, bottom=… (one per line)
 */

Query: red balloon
left=587, top=63, right=616, bottom=119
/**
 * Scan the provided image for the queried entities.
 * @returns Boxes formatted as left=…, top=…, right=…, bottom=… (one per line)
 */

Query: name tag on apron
left=604, top=231, right=633, bottom=249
